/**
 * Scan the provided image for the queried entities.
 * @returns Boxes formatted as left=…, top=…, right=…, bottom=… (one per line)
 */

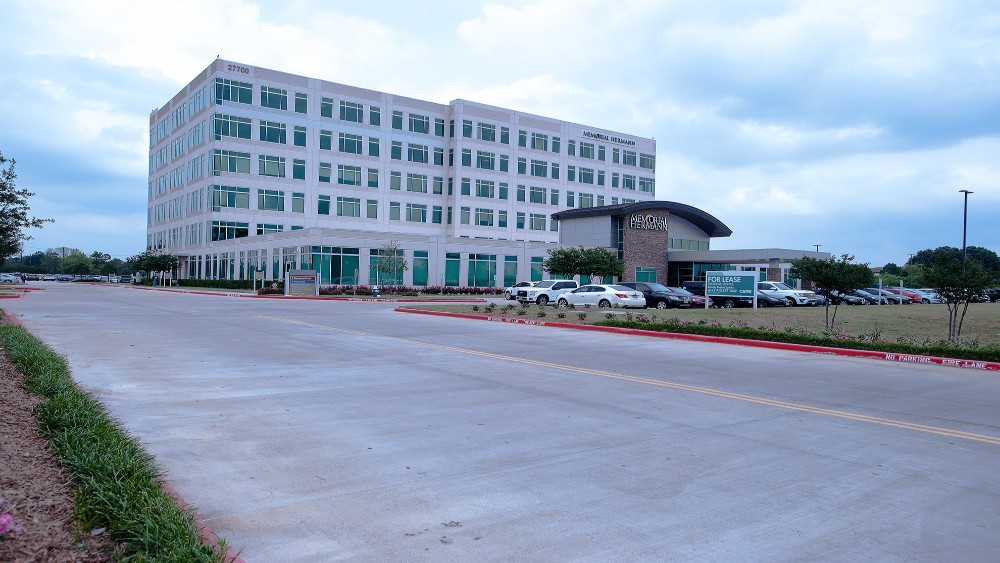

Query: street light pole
left=959, top=189, right=973, bottom=271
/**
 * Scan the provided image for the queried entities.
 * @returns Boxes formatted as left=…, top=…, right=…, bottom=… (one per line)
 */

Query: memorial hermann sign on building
left=629, top=214, right=669, bottom=231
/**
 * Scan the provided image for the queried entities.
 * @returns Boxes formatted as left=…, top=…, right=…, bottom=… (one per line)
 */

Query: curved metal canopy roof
left=552, top=201, right=732, bottom=238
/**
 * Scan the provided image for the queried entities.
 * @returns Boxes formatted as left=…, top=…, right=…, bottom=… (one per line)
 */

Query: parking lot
left=4, top=284, right=1000, bottom=561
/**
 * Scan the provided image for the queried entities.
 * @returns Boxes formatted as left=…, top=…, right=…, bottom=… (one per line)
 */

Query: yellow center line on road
left=259, top=315, right=1000, bottom=446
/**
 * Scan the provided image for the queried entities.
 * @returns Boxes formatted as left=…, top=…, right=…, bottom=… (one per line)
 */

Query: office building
left=147, top=59, right=657, bottom=286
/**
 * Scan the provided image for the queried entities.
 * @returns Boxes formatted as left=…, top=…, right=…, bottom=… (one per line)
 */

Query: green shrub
left=178, top=279, right=263, bottom=290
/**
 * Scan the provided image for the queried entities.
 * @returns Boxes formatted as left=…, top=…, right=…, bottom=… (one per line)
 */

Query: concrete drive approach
left=5, top=284, right=999, bottom=561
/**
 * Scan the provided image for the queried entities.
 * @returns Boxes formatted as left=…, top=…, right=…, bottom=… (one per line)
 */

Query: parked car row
left=1, top=273, right=136, bottom=283
left=504, top=279, right=817, bottom=310
left=501, top=279, right=1000, bottom=309
left=681, top=280, right=819, bottom=307
left=618, top=282, right=697, bottom=309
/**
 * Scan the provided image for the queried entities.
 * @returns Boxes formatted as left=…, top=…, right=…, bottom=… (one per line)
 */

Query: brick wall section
left=623, top=210, right=670, bottom=282
left=766, top=267, right=782, bottom=281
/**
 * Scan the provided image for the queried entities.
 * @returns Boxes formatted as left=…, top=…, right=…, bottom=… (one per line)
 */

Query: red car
left=884, top=287, right=923, bottom=303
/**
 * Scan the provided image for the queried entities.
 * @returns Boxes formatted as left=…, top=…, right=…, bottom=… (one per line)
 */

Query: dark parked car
left=824, top=290, right=866, bottom=305
left=618, top=282, right=691, bottom=309
left=986, top=288, right=1000, bottom=303
left=666, top=287, right=713, bottom=308
left=867, top=288, right=911, bottom=304
left=680, top=280, right=706, bottom=296
left=851, top=289, right=885, bottom=304
left=712, top=291, right=784, bottom=308
left=714, top=295, right=754, bottom=308
left=756, top=291, right=788, bottom=307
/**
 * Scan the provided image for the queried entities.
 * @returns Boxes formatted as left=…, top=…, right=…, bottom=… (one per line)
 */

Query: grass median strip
left=0, top=317, right=234, bottom=561
left=401, top=302, right=1000, bottom=362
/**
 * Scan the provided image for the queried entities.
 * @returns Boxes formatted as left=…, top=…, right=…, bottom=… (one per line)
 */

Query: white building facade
left=148, top=59, right=656, bottom=287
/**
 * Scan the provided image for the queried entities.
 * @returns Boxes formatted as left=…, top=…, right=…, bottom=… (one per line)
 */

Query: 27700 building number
left=227, top=64, right=250, bottom=74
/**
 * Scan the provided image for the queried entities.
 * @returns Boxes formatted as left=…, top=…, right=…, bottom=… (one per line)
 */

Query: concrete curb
left=396, top=308, right=1000, bottom=373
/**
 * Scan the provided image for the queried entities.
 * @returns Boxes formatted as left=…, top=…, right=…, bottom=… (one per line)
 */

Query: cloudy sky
left=1, top=0, right=996, bottom=266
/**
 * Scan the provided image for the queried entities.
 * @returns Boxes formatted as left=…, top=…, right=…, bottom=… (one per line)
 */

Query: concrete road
left=4, top=283, right=999, bottom=561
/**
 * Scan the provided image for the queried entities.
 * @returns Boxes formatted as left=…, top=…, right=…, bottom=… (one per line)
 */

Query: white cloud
left=1, top=0, right=997, bottom=265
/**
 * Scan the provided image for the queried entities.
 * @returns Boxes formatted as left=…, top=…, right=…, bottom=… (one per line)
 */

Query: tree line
left=2, top=249, right=178, bottom=279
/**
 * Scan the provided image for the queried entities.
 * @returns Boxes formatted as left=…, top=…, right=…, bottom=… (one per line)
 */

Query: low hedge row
left=254, top=284, right=505, bottom=297
left=178, top=279, right=263, bottom=290
left=596, top=318, right=1000, bottom=362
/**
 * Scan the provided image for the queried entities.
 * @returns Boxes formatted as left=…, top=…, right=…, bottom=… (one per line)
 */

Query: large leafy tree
left=543, top=246, right=623, bottom=280
left=790, top=254, right=874, bottom=330
left=543, top=247, right=584, bottom=277
left=61, top=254, right=94, bottom=275
left=100, top=258, right=125, bottom=276
left=90, top=251, right=112, bottom=270
left=0, top=151, right=52, bottom=263
left=881, top=262, right=906, bottom=277
left=911, top=246, right=1000, bottom=282
left=923, top=255, right=994, bottom=343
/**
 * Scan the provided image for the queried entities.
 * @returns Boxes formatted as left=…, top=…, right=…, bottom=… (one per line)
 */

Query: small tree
left=923, top=256, right=993, bottom=343
left=0, top=151, right=52, bottom=263
left=127, top=250, right=178, bottom=283
left=580, top=247, right=624, bottom=281
left=374, top=240, right=408, bottom=292
left=789, top=254, right=874, bottom=330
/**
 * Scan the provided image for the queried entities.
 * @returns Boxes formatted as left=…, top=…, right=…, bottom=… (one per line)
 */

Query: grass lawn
left=402, top=301, right=1000, bottom=347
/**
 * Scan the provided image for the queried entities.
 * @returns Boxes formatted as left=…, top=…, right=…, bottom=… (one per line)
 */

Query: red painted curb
left=0, top=294, right=21, bottom=299
left=396, top=308, right=1000, bottom=373
left=1, top=307, right=24, bottom=325
left=159, top=479, right=244, bottom=563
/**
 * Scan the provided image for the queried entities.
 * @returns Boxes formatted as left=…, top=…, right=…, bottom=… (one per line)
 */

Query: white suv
left=757, top=281, right=819, bottom=306
left=516, top=280, right=579, bottom=305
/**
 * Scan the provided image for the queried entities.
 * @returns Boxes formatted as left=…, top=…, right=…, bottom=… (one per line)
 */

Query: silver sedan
left=556, top=284, right=646, bottom=309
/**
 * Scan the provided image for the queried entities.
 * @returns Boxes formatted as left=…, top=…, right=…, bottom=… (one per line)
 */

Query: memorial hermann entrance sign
left=704, top=271, right=757, bottom=309
left=285, top=269, right=319, bottom=297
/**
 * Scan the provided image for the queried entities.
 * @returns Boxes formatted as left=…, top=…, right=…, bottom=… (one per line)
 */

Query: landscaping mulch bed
left=0, top=343, right=119, bottom=561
